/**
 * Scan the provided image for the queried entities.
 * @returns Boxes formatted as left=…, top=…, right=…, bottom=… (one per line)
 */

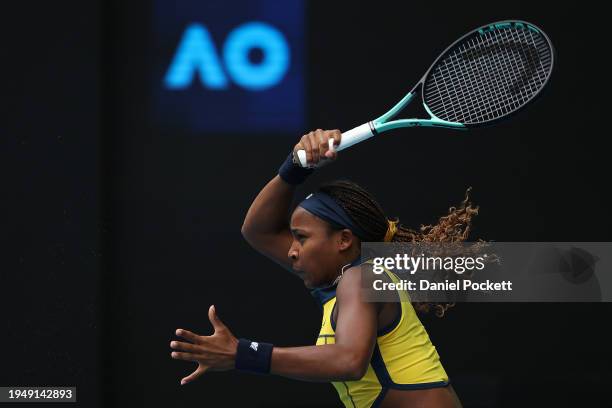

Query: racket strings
left=430, top=30, right=527, bottom=122
left=423, top=26, right=553, bottom=125
left=429, top=28, right=550, bottom=123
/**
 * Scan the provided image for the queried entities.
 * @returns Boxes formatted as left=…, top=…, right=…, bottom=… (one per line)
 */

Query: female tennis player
left=171, top=129, right=478, bottom=407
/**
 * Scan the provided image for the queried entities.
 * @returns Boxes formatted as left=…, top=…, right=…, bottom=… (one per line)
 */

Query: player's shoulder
left=336, top=262, right=375, bottom=296
left=337, top=260, right=395, bottom=294
left=336, top=263, right=382, bottom=314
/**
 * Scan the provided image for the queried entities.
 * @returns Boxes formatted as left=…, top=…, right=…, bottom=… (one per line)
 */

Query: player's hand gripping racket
left=295, top=20, right=554, bottom=168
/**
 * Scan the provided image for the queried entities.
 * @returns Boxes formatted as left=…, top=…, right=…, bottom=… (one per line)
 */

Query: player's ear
left=338, top=229, right=356, bottom=252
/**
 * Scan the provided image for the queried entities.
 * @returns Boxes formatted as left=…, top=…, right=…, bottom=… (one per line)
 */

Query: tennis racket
left=295, top=20, right=555, bottom=168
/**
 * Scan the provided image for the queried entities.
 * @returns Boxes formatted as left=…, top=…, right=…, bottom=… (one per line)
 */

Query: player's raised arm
left=241, top=129, right=340, bottom=271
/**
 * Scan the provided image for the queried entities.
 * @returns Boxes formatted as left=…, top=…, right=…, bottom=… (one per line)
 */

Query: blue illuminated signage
left=153, top=0, right=304, bottom=134
left=165, top=22, right=290, bottom=91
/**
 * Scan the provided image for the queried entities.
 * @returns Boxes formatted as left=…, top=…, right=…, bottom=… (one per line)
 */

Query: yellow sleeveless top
left=311, top=264, right=449, bottom=408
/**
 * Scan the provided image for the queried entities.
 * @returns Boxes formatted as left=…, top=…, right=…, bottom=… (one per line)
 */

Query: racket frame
left=295, top=20, right=554, bottom=168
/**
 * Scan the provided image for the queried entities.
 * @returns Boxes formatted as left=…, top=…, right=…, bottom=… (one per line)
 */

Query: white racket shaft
left=295, top=123, right=374, bottom=168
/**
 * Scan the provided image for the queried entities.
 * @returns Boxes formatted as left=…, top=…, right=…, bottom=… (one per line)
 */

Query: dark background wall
left=2, top=2, right=101, bottom=407
left=3, top=1, right=611, bottom=407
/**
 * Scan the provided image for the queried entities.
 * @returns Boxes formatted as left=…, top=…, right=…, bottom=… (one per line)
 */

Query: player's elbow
left=241, top=223, right=257, bottom=245
left=341, top=352, right=369, bottom=381
left=241, top=223, right=251, bottom=240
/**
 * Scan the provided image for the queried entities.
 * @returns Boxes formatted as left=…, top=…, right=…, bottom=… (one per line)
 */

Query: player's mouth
left=292, top=267, right=309, bottom=279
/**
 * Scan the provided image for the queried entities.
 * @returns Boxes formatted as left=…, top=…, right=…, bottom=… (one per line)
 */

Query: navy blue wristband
left=235, top=338, right=274, bottom=375
left=278, top=152, right=314, bottom=185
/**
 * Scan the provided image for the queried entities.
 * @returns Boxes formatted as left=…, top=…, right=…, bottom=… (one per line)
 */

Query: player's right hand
left=294, top=129, right=341, bottom=167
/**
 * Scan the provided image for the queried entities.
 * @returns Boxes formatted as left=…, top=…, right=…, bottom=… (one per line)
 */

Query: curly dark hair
left=318, top=179, right=480, bottom=317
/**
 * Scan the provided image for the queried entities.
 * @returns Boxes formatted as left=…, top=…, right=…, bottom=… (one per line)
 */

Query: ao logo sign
left=164, top=22, right=290, bottom=91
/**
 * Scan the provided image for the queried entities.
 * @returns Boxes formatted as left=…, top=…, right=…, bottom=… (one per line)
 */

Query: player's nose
left=288, top=243, right=298, bottom=261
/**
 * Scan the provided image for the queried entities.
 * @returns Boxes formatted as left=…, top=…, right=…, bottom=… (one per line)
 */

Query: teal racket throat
left=372, top=92, right=466, bottom=132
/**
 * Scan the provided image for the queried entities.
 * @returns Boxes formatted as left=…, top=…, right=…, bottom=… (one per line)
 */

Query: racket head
left=421, top=20, right=555, bottom=127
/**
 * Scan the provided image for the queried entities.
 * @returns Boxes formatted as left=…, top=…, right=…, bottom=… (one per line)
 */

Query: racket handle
left=295, top=122, right=374, bottom=168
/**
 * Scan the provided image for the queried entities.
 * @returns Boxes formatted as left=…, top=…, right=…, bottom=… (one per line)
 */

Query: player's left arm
left=170, top=267, right=379, bottom=384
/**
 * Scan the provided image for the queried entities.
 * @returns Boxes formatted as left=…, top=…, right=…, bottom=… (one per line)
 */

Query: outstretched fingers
left=181, top=365, right=208, bottom=385
left=175, top=328, right=201, bottom=343
left=170, top=340, right=200, bottom=353
left=171, top=350, right=199, bottom=362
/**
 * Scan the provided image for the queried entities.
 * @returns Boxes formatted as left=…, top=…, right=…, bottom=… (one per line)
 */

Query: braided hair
left=318, top=179, right=480, bottom=317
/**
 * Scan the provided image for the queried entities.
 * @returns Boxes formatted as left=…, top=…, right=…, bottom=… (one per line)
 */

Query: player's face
left=289, top=207, right=342, bottom=289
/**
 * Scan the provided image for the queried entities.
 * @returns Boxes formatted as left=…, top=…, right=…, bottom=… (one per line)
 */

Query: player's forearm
left=270, top=344, right=366, bottom=382
left=242, top=175, right=294, bottom=236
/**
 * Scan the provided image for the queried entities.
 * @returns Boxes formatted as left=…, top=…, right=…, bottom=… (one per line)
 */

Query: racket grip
left=295, top=122, right=375, bottom=168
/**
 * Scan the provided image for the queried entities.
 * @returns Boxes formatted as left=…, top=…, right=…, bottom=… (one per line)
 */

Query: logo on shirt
left=250, top=341, right=259, bottom=351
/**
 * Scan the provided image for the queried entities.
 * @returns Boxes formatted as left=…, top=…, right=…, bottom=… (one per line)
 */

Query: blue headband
left=298, top=192, right=369, bottom=240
